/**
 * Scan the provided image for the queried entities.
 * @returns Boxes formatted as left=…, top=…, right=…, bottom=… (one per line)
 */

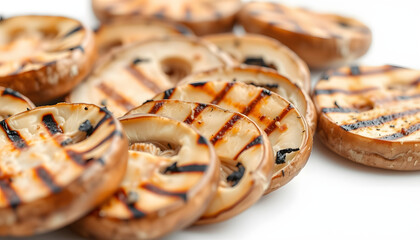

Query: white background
left=2, top=0, right=420, bottom=239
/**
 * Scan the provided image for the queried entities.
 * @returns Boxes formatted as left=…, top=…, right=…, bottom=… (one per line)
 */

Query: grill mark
left=2, top=88, right=24, bottom=100
left=211, top=82, right=235, bottom=104
left=322, top=107, right=359, bottom=113
left=185, top=6, right=192, bottom=20
left=0, top=179, right=21, bottom=208
left=63, top=25, right=83, bottom=38
left=0, top=120, right=28, bottom=149
left=153, top=8, right=166, bottom=19
left=189, top=82, right=207, bottom=87
left=331, top=65, right=403, bottom=77
left=42, top=114, right=63, bottom=135
left=276, top=148, right=299, bottom=164
left=241, top=89, right=271, bottom=115
left=148, top=101, right=164, bottom=114
left=91, top=109, right=113, bottom=133
left=116, top=190, right=146, bottom=219
left=66, top=150, right=85, bottom=166
left=350, top=65, right=361, bottom=75
left=314, top=87, right=378, bottom=95
left=264, top=104, right=293, bottom=136
left=142, top=183, right=187, bottom=202
left=164, top=162, right=208, bottom=174
left=197, top=135, right=208, bottom=145
left=243, top=57, right=277, bottom=70
left=68, top=45, right=85, bottom=53
left=79, top=130, right=123, bottom=155
left=34, top=166, right=61, bottom=194
left=97, top=82, right=135, bottom=110
left=379, top=123, right=420, bottom=140
left=126, top=66, right=162, bottom=93
left=341, top=109, right=420, bottom=131
left=184, top=103, right=208, bottom=124
left=163, top=88, right=175, bottom=99
left=234, top=135, right=263, bottom=160
left=210, top=114, right=242, bottom=145
left=249, top=82, right=279, bottom=90
left=320, top=72, right=330, bottom=81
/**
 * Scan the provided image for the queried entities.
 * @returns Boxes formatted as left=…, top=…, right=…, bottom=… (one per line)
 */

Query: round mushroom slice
left=0, top=103, right=128, bottom=236
left=126, top=100, right=273, bottom=224
left=313, top=65, right=420, bottom=170
left=73, top=114, right=219, bottom=239
left=179, top=66, right=317, bottom=134
left=204, top=34, right=311, bottom=92
left=0, top=87, right=35, bottom=120
left=238, top=2, right=372, bottom=69
left=0, top=16, right=96, bottom=104
left=95, top=18, right=194, bottom=57
left=153, top=81, right=312, bottom=193
left=68, top=36, right=233, bottom=117
left=92, top=0, right=242, bottom=36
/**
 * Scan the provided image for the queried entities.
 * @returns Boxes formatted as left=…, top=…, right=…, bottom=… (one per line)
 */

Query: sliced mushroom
left=204, top=33, right=311, bottom=92
left=0, top=103, right=128, bottom=236
left=73, top=114, right=219, bottom=239
left=238, top=2, right=372, bottom=69
left=126, top=100, right=273, bottom=224
left=0, top=16, right=96, bottom=104
left=153, top=81, right=312, bottom=193
left=313, top=65, right=420, bottom=170
left=92, top=0, right=242, bottom=36
left=179, top=66, right=317, bottom=134
left=0, top=87, right=34, bottom=120
left=95, top=18, right=194, bottom=57
left=68, top=36, right=233, bottom=117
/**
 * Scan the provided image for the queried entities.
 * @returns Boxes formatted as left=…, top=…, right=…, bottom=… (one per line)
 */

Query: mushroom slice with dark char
left=0, top=103, right=128, bottom=236
left=313, top=65, right=420, bottom=170
left=152, top=81, right=312, bottom=194
left=204, top=33, right=311, bottom=93
left=73, top=114, right=219, bottom=239
left=0, top=15, right=96, bottom=104
left=68, top=36, right=234, bottom=117
left=126, top=100, right=273, bottom=224
left=0, top=87, right=34, bottom=120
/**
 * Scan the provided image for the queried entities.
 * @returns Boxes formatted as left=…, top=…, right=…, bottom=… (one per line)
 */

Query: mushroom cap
left=73, top=114, right=219, bottom=239
left=0, top=15, right=96, bottom=104
left=238, top=2, right=372, bottom=69
left=179, top=65, right=317, bottom=135
left=203, top=33, right=311, bottom=93
left=95, top=18, right=194, bottom=57
left=126, top=99, right=273, bottom=224
left=68, top=36, right=234, bottom=117
left=0, top=87, right=34, bottom=120
left=313, top=65, right=420, bottom=170
left=0, top=103, right=128, bottom=236
left=152, top=81, right=313, bottom=193
left=92, top=0, right=242, bottom=36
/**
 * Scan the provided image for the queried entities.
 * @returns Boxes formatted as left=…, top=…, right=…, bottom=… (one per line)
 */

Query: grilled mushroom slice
left=69, top=36, right=233, bottom=117
left=74, top=114, right=219, bottom=239
left=95, top=18, right=193, bottom=57
left=0, top=103, right=128, bottom=236
left=238, top=2, right=372, bottom=69
left=153, top=81, right=312, bottom=193
left=314, top=65, right=420, bottom=170
left=179, top=66, right=317, bottom=134
left=92, top=0, right=242, bottom=36
left=0, top=87, right=34, bottom=120
left=204, top=34, right=310, bottom=92
left=126, top=100, right=273, bottom=224
left=0, top=16, right=96, bottom=104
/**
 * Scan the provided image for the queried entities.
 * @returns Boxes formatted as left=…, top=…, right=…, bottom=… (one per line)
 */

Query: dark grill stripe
left=341, top=109, right=420, bottom=131
left=97, top=82, right=135, bottom=110
left=164, top=163, right=208, bottom=174
left=241, top=89, right=270, bottom=115
left=2, top=88, right=24, bottom=100
left=314, top=87, right=378, bottom=95
left=0, top=179, right=21, bottom=208
left=42, top=114, right=63, bottom=135
left=184, top=103, right=207, bottom=124
left=322, top=107, right=360, bottom=113
left=378, top=123, right=420, bottom=140
left=78, top=130, right=123, bottom=155
left=34, top=166, right=61, bottom=194
left=126, top=66, right=162, bottom=93
left=92, top=107, right=113, bottom=133
left=142, top=183, right=187, bottom=202
left=210, top=114, right=242, bottom=145
left=116, top=190, right=146, bottom=219
left=148, top=101, right=164, bottom=114
left=163, top=88, right=175, bottom=99
left=0, top=120, right=28, bottom=149
left=264, top=104, right=293, bottom=136
left=63, top=25, right=83, bottom=38
left=234, top=135, right=263, bottom=160
left=211, top=82, right=234, bottom=104
left=331, top=65, right=403, bottom=77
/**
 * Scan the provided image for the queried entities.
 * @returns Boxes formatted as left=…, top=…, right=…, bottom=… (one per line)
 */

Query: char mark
left=68, top=45, right=85, bottom=53
left=249, top=82, right=279, bottom=90
left=183, top=103, right=207, bottom=124
left=314, top=87, right=377, bottom=95
left=0, top=179, right=21, bottom=209
left=2, top=88, right=24, bottom=100
left=0, top=120, right=28, bottom=149
left=234, top=135, right=263, bottom=159
left=185, top=6, right=192, bottom=20
left=35, top=166, right=61, bottom=194
left=97, top=82, right=135, bottom=110
left=243, top=57, right=277, bottom=70
left=320, top=72, right=330, bottom=81
left=241, top=89, right=271, bottom=115
left=142, top=183, right=187, bottom=202
left=42, top=114, right=63, bottom=135
left=132, top=57, right=150, bottom=65
left=350, top=65, right=361, bottom=75
left=197, top=135, right=208, bottom=145
left=189, top=82, right=207, bottom=87
left=148, top=101, right=164, bottom=114
left=63, top=25, right=83, bottom=38
left=163, top=162, right=208, bottom=174
left=211, top=82, right=235, bottom=104
left=331, top=65, right=402, bottom=77
left=126, top=66, right=161, bottom=93
left=322, top=107, right=359, bottom=113
left=175, top=25, right=191, bottom=35
left=227, top=162, right=245, bottom=187
left=210, top=114, right=242, bottom=145
left=79, top=120, right=93, bottom=136
left=276, top=148, right=300, bottom=164
left=163, top=88, right=175, bottom=99
left=79, top=130, right=123, bottom=155
left=116, top=190, right=146, bottom=219
left=379, top=123, right=420, bottom=141
left=264, top=104, right=293, bottom=136
left=153, top=8, right=166, bottom=19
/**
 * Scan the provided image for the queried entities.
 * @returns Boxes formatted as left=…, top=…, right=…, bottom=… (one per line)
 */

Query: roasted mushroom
left=0, top=16, right=96, bottom=104
left=0, top=87, right=34, bottom=120
left=153, top=81, right=312, bottom=193
left=126, top=100, right=273, bottom=224
left=238, top=2, right=372, bottom=69
left=69, top=36, right=233, bottom=117
left=73, top=114, right=219, bottom=239
left=313, top=65, right=420, bottom=170
left=0, top=103, right=128, bottom=236
left=91, top=0, right=242, bottom=36
left=179, top=66, right=317, bottom=134
left=204, top=33, right=311, bottom=92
